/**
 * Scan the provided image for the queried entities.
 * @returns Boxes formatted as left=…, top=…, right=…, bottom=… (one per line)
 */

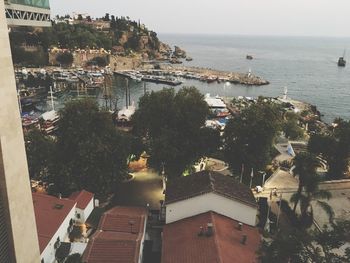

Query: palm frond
left=316, top=200, right=335, bottom=223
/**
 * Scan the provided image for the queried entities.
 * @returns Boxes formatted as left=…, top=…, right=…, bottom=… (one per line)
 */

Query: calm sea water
left=115, top=34, right=350, bottom=123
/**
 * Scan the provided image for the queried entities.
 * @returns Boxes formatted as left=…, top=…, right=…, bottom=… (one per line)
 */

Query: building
left=33, top=193, right=76, bottom=263
left=69, top=190, right=95, bottom=223
left=34, top=190, right=94, bottom=263
left=162, top=171, right=261, bottom=263
left=5, top=0, right=51, bottom=27
left=161, top=211, right=261, bottom=263
left=0, top=0, right=51, bottom=261
left=83, top=206, right=148, bottom=263
left=165, top=170, right=258, bottom=226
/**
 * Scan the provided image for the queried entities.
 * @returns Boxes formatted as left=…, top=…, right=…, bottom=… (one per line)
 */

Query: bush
left=56, top=52, right=74, bottom=66
left=86, top=56, right=108, bottom=67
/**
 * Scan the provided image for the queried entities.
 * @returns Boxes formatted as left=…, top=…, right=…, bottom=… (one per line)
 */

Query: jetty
left=114, top=66, right=269, bottom=87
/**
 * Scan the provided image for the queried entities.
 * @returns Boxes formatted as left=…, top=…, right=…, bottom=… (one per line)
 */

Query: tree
left=49, top=99, right=130, bottom=198
left=87, top=56, right=108, bottom=67
left=308, top=119, right=350, bottom=180
left=290, top=152, right=333, bottom=226
left=25, top=129, right=55, bottom=180
left=132, top=87, right=220, bottom=178
left=261, top=220, right=350, bottom=263
left=56, top=52, right=74, bottom=66
left=223, top=100, right=282, bottom=177
left=282, top=112, right=304, bottom=140
left=291, top=152, right=319, bottom=212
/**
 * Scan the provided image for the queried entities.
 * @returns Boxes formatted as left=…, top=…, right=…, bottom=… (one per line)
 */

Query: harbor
left=114, top=65, right=270, bottom=86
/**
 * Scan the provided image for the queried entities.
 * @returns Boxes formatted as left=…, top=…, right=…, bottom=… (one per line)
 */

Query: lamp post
left=276, top=193, right=283, bottom=228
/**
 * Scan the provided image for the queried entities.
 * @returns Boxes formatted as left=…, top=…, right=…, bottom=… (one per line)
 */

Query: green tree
left=291, top=152, right=319, bottom=212
left=132, top=87, right=220, bottom=178
left=56, top=52, right=74, bottom=66
left=25, top=129, right=55, bottom=180
left=308, top=119, right=350, bottom=180
left=282, top=112, right=304, bottom=140
left=223, top=100, right=282, bottom=177
left=290, top=152, right=333, bottom=226
left=49, top=99, right=130, bottom=198
left=261, top=220, right=350, bottom=263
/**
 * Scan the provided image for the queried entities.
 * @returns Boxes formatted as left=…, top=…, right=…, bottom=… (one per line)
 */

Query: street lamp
left=276, top=193, right=283, bottom=228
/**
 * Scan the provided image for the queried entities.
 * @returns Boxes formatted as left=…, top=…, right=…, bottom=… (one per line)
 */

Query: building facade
left=0, top=1, right=42, bottom=262
left=0, top=1, right=51, bottom=261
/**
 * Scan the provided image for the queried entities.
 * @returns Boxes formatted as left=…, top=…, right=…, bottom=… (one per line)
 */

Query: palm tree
left=292, top=152, right=319, bottom=213
left=291, top=173, right=333, bottom=226
left=291, top=152, right=334, bottom=227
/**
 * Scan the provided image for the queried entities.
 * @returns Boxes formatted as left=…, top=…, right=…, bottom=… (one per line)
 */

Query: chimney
left=198, top=226, right=204, bottom=237
left=206, top=223, right=213, bottom=237
left=241, top=234, right=247, bottom=245
left=237, top=222, right=243, bottom=231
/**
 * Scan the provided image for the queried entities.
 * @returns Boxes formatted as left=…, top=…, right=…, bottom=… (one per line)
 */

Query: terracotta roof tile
left=32, top=193, right=76, bottom=253
left=165, top=171, right=257, bottom=207
left=161, top=212, right=261, bottom=263
left=69, top=190, right=94, bottom=209
left=83, top=206, right=147, bottom=263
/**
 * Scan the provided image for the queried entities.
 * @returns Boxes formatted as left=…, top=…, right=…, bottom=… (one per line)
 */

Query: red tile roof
left=161, top=212, right=261, bottom=263
left=69, top=190, right=94, bottom=209
left=32, top=193, right=76, bottom=253
left=83, top=206, right=147, bottom=263
left=166, top=171, right=257, bottom=208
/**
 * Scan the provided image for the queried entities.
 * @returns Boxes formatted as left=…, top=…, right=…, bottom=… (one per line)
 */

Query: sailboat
left=338, top=50, right=346, bottom=67
left=40, top=86, right=59, bottom=135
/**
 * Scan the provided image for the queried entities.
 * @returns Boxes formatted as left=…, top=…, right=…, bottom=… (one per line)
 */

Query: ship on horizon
left=338, top=50, right=346, bottom=67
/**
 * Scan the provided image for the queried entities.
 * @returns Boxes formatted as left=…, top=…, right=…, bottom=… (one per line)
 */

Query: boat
left=40, top=86, right=59, bottom=135
left=246, top=55, right=253, bottom=60
left=41, top=110, right=59, bottom=135
left=338, top=50, right=346, bottom=67
left=338, top=57, right=346, bottom=67
left=185, top=57, right=193, bottom=61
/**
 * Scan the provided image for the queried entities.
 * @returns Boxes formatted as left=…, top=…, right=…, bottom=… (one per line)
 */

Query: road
left=113, top=169, right=164, bottom=210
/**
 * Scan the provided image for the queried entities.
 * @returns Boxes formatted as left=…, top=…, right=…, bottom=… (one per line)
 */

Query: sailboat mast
left=50, top=86, right=55, bottom=111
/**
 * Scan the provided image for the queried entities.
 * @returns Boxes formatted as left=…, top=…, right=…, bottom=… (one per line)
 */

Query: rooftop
left=69, top=190, right=94, bottom=210
left=82, top=206, right=147, bottom=263
left=33, top=193, right=76, bottom=253
left=162, top=211, right=261, bottom=263
left=165, top=170, right=257, bottom=207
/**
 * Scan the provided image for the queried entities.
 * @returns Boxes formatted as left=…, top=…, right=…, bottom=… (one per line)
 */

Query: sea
left=115, top=34, right=350, bottom=123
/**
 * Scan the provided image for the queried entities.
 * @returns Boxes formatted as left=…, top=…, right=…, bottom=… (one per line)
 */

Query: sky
left=50, top=0, right=350, bottom=37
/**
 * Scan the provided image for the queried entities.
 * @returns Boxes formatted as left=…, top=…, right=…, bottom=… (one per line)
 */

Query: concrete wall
left=41, top=204, right=76, bottom=263
left=0, top=1, right=41, bottom=262
left=166, top=193, right=257, bottom=226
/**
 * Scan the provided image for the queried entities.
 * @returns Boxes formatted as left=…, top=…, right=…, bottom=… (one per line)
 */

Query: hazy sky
left=50, top=0, right=350, bottom=37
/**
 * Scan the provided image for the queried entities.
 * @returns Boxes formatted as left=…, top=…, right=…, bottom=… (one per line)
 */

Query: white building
left=69, top=190, right=94, bottom=223
left=33, top=190, right=95, bottom=263
left=33, top=193, right=76, bottom=263
left=165, top=170, right=258, bottom=226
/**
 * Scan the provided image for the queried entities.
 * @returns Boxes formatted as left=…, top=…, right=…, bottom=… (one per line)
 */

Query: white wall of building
left=138, top=216, right=148, bottom=263
left=40, top=204, right=76, bottom=263
left=75, top=198, right=94, bottom=223
left=166, top=193, right=257, bottom=226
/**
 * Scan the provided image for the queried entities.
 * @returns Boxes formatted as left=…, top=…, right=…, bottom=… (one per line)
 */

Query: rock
left=174, top=45, right=186, bottom=58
